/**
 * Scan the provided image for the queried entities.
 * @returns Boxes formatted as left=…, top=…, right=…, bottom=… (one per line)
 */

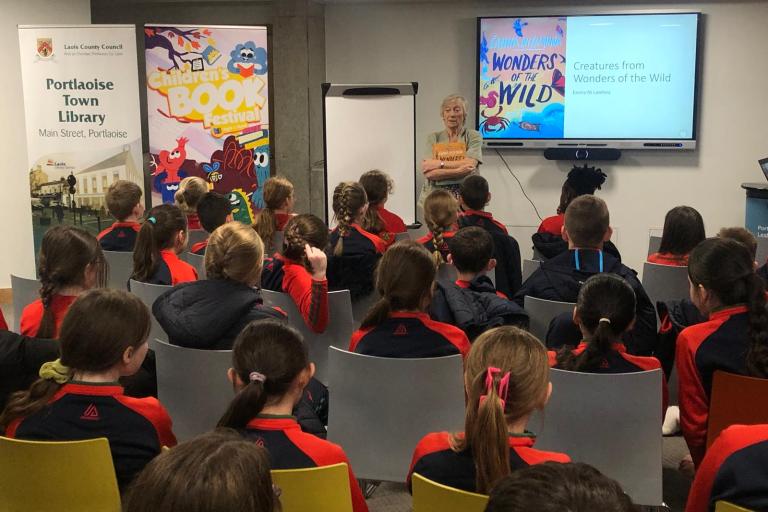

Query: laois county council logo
left=36, top=38, right=53, bottom=59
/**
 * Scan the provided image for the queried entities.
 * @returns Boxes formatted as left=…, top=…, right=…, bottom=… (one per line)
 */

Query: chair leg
left=358, top=479, right=381, bottom=499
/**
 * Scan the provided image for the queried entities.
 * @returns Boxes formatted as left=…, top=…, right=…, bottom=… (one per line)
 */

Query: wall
left=0, top=0, right=91, bottom=287
left=325, top=0, right=768, bottom=273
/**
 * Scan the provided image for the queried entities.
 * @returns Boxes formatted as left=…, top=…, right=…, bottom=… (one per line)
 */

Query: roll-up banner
left=144, top=25, right=270, bottom=224
left=18, top=25, right=144, bottom=255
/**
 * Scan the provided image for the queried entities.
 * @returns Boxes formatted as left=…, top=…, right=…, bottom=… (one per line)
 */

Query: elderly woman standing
left=420, top=94, right=483, bottom=206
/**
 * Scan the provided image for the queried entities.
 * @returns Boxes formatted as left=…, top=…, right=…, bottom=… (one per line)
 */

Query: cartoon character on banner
left=228, top=188, right=255, bottom=224
left=206, top=135, right=260, bottom=221
left=151, top=137, right=188, bottom=203
left=227, top=41, right=268, bottom=78
left=249, top=131, right=270, bottom=210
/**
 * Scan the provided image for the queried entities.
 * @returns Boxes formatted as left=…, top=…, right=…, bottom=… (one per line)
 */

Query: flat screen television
left=476, top=13, right=701, bottom=149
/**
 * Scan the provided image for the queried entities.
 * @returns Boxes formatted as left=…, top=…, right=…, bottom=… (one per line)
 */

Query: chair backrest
left=327, top=348, right=465, bottom=482
left=707, top=371, right=768, bottom=448
left=715, top=501, right=755, bottom=512
left=261, top=289, right=354, bottom=385
left=412, top=473, right=488, bottom=512
left=0, top=436, right=121, bottom=512
left=185, top=252, right=206, bottom=279
left=129, top=279, right=172, bottom=343
left=10, top=274, right=40, bottom=332
left=523, top=296, right=575, bottom=341
left=647, top=235, right=662, bottom=256
left=187, top=229, right=208, bottom=246
left=103, top=250, right=133, bottom=291
left=522, top=259, right=539, bottom=283
left=533, top=368, right=663, bottom=506
left=394, top=231, right=411, bottom=241
left=641, top=262, right=690, bottom=306
left=271, top=463, right=353, bottom=512
left=756, top=238, right=768, bottom=266
left=152, top=338, right=233, bottom=442
left=351, top=290, right=381, bottom=328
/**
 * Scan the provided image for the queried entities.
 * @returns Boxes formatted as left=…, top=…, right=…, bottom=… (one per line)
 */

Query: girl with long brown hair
left=3, top=289, right=176, bottom=490
left=253, top=176, right=295, bottom=252
left=261, top=214, right=329, bottom=333
left=153, top=222, right=284, bottom=350
left=20, top=225, right=106, bottom=338
left=407, top=326, right=570, bottom=494
left=131, top=203, right=197, bottom=286
left=326, top=181, right=387, bottom=300
left=218, top=319, right=368, bottom=512
left=359, top=169, right=406, bottom=244
left=417, top=189, right=459, bottom=268
left=349, top=240, right=470, bottom=358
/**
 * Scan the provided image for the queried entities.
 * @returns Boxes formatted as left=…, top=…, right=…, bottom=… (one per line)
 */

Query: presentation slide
left=477, top=14, right=699, bottom=140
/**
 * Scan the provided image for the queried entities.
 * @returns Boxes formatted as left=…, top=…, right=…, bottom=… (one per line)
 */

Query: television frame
left=475, top=12, right=703, bottom=150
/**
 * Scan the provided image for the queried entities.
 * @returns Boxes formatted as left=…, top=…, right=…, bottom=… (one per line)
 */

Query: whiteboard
left=323, top=83, right=417, bottom=226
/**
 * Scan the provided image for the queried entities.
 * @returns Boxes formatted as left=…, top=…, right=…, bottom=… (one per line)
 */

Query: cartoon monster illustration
left=227, top=42, right=268, bottom=78
left=551, top=68, right=565, bottom=96
left=202, top=161, right=223, bottom=184
left=479, top=105, right=511, bottom=133
left=228, top=188, right=255, bottom=224
left=479, top=91, right=499, bottom=109
left=513, top=18, right=528, bottom=37
left=151, top=137, right=189, bottom=203
left=249, top=131, right=271, bottom=210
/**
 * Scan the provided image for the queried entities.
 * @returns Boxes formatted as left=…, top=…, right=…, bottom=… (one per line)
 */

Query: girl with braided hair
left=326, top=181, right=387, bottom=300
left=253, top=176, right=295, bottom=252
left=408, top=326, right=569, bottom=494
left=677, top=237, right=768, bottom=466
left=20, top=225, right=106, bottom=338
left=359, top=169, right=406, bottom=245
left=260, top=214, right=330, bottom=333
left=417, top=189, right=459, bottom=268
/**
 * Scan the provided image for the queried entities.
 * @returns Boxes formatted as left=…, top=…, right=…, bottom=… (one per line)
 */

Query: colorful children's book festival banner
left=144, top=24, right=270, bottom=224
left=18, top=25, right=144, bottom=255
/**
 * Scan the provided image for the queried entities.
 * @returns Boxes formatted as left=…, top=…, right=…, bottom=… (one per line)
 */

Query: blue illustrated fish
left=513, top=18, right=528, bottom=37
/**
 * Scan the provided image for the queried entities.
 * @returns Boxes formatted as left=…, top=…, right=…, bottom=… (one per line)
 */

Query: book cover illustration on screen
left=477, top=13, right=700, bottom=148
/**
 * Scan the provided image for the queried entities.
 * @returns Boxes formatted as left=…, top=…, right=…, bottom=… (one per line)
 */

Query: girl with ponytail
left=3, top=289, right=176, bottom=490
left=253, top=176, right=296, bottom=252
left=174, top=176, right=208, bottom=230
left=408, top=326, right=570, bottom=494
left=349, top=240, right=470, bottom=358
left=131, top=203, right=197, bottom=286
left=677, top=237, right=768, bottom=466
left=359, top=169, right=407, bottom=244
left=326, top=181, right=387, bottom=300
left=261, top=214, right=329, bottom=333
left=218, top=319, right=368, bottom=512
left=20, top=225, right=106, bottom=338
left=418, top=189, right=459, bottom=267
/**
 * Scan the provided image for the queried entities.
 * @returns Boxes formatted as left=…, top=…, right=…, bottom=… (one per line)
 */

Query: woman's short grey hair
left=440, top=94, right=468, bottom=125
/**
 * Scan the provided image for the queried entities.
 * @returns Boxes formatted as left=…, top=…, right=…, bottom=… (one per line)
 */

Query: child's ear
left=542, top=382, right=553, bottom=407
left=447, top=254, right=454, bottom=265
left=122, top=345, right=135, bottom=366
left=561, top=226, right=570, bottom=242
left=485, top=192, right=492, bottom=206
left=572, top=306, right=580, bottom=325
left=603, top=226, right=613, bottom=242
left=486, top=258, right=497, bottom=272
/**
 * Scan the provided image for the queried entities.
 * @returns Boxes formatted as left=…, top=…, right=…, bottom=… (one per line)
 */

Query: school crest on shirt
left=36, top=38, right=53, bottom=59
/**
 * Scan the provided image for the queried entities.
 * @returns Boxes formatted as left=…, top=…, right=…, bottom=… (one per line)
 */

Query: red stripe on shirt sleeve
left=516, top=446, right=571, bottom=466
left=407, top=432, right=452, bottom=487
left=349, top=327, right=373, bottom=352
left=113, top=395, right=177, bottom=449
left=421, top=318, right=471, bottom=358
left=283, top=264, right=329, bottom=333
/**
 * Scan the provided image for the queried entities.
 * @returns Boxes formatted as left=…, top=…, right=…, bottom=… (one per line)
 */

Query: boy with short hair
left=456, top=175, right=522, bottom=296
left=513, top=195, right=656, bottom=356
left=97, top=180, right=144, bottom=251
left=430, top=227, right=528, bottom=340
left=191, top=192, right=233, bottom=255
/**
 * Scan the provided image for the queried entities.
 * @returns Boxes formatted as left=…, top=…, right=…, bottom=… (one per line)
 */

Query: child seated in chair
left=98, top=180, right=144, bottom=252
left=647, top=206, right=705, bottom=266
left=430, top=227, right=528, bottom=340
left=190, top=192, right=232, bottom=255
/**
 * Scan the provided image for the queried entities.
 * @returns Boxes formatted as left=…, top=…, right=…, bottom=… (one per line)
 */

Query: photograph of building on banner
left=18, top=25, right=144, bottom=255
left=145, top=25, right=270, bottom=224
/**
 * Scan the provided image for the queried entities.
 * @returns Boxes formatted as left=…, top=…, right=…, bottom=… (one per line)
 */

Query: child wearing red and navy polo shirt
left=131, top=204, right=197, bottom=286
left=175, top=176, right=208, bottom=231
left=219, top=320, right=368, bottom=512
left=261, top=215, right=329, bottom=333
left=20, top=225, right=104, bottom=338
left=677, top=238, right=768, bottom=466
left=647, top=206, right=705, bottom=268
left=360, top=170, right=407, bottom=246
left=189, top=191, right=232, bottom=255
left=686, top=424, right=768, bottom=512
left=1, top=289, right=176, bottom=491
left=98, top=180, right=144, bottom=252
left=549, top=274, right=668, bottom=410
left=327, top=182, right=387, bottom=301
left=349, top=241, right=470, bottom=359
left=253, top=176, right=296, bottom=253
left=408, top=326, right=569, bottom=494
